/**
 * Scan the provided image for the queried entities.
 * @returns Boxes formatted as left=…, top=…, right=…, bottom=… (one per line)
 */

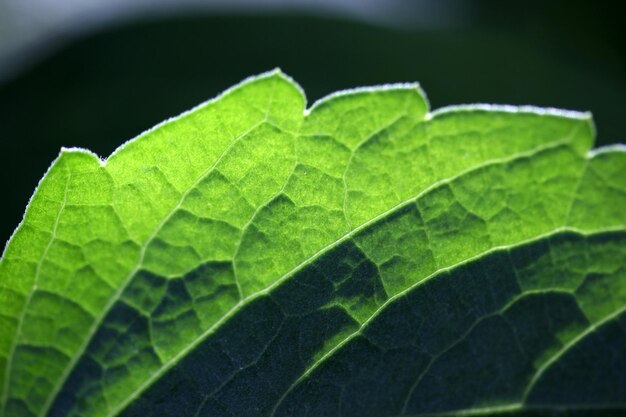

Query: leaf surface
left=0, top=71, right=624, bottom=417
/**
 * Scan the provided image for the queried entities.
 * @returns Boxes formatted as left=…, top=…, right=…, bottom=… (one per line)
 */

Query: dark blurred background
left=1, top=0, right=624, bottom=245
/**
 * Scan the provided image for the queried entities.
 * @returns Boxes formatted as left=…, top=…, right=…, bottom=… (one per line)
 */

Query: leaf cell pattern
left=0, top=71, right=625, bottom=417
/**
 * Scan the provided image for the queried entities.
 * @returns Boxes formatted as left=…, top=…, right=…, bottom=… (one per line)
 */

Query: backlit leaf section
left=0, top=71, right=625, bottom=417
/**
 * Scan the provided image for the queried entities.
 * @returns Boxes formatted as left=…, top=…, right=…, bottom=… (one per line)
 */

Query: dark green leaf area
left=93, top=230, right=626, bottom=417
left=409, top=407, right=626, bottom=417
left=526, top=312, right=626, bottom=406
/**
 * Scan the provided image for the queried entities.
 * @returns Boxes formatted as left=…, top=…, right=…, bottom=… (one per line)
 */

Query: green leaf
left=1, top=70, right=624, bottom=417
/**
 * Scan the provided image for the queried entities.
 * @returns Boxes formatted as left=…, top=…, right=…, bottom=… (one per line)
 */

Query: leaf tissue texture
left=1, top=70, right=625, bottom=417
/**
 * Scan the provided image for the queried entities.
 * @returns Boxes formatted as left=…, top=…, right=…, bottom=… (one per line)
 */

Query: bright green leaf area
left=1, top=70, right=625, bottom=417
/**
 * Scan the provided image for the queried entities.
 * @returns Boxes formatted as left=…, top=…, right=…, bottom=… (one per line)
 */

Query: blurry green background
left=1, top=0, right=624, bottom=245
